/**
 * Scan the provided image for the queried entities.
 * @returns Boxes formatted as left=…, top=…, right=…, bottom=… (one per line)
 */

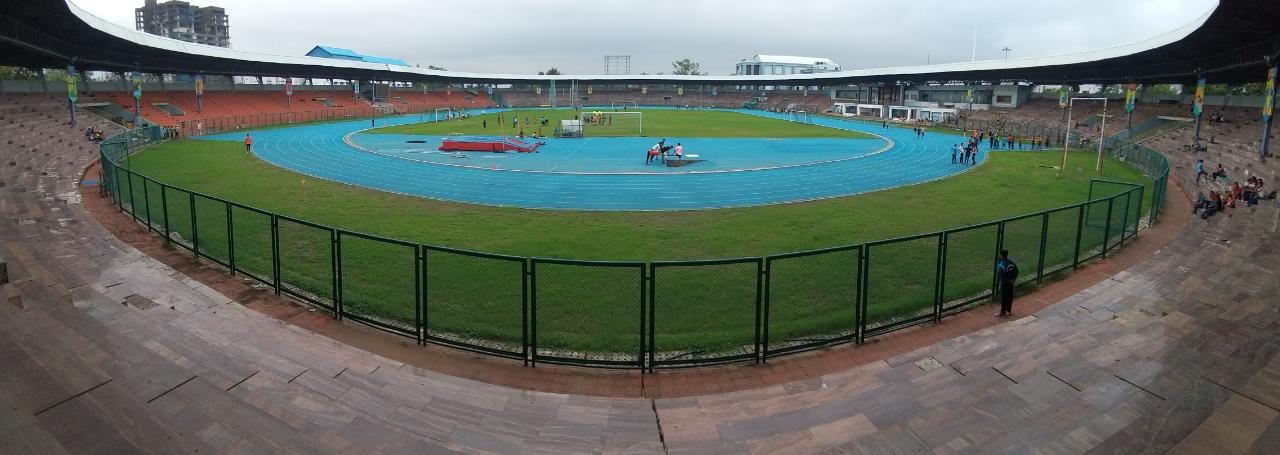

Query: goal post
left=610, top=101, right=639, bottom=111
left=433, top=108, right=454, bottom=122
left=788, top=110, right=813, bottom=124
left=580, top=110, right=642, bottom=136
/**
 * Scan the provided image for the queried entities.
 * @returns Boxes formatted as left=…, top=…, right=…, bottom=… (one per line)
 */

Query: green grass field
left=369, top=109, right=875, bottom=139
left=112, top=115, right=1155, bottom=363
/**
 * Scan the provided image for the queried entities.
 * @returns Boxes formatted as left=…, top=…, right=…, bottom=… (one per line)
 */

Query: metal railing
left=98, top=122, right=1169, bottom=371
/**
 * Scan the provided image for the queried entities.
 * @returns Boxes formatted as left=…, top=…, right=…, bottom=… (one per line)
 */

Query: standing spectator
left=244, top=134, right=253, bottom=153
left=951, top=144, right=958, bottom=164
left=482, top=119, right=487, bottom=129
left=1195, top=160, right=1206, bottom=184
left=995, top=250, right=1019, bottom=318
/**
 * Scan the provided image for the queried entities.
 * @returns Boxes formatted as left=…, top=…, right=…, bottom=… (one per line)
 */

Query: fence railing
left=98, top=121, right=1169, bottom=371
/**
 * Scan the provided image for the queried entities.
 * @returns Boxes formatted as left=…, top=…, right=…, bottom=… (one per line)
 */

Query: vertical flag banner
left=1193, top=78, right=1206, bottom=117
left=642, top=86, right=648, bottom=95
left=1058, top=88, right=1069, bottom=108
left=284, top=78, right=293, bottom=96
left=535, top=86, right=541, bottom=95
left=1264, top=67, right=1276, bottom=122
left=1124, top=83, right=1137, bottom=113
left=586, top=85, right=592, bottom=95
left=65, top=65, right=78, bottom=103
left=194, top=75, right=204, bottom=113
left=677, top=85, right=684, bottom=96
left=965, top=89, right=974, bottom=103
left=711, top=86, right=718, bottom=96
left=353, top=80, right=359, bottom=94
left=487, top=85, right=494, bottom=95
left=131, top=71, right=143, bottom=100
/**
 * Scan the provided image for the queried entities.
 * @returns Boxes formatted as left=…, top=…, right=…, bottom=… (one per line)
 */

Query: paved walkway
left=4, top=133, right=1279, bottom=452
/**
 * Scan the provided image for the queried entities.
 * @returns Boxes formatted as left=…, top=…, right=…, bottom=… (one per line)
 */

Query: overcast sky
left=78, top=0, right=1218, bottom=75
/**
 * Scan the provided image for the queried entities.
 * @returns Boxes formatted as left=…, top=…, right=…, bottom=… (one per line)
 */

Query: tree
left=671, top=58, right=705, bottom=76
left=540, top=67, right=561, bottom=75
left=1144, top=84, right=1180, bottom=96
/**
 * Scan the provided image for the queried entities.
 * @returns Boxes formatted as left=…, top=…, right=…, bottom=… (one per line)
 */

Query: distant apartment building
left=135, top=0, right=230, bottom=48
left=735, top=55, right=840, bottom=76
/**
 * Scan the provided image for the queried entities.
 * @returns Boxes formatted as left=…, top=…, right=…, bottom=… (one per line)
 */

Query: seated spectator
left=1232, top=182, right=1243, bottom=200
left=1211, top=164, right=1227, bottom=180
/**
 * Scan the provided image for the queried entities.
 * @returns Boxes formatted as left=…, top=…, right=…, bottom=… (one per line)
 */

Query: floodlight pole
left=1098, top=97, right=1108, bottom=176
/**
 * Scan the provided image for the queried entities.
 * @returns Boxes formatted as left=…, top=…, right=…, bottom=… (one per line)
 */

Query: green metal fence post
left=647, top=263, right=656, bottom=373
left=226, top=201, right=235, bottom=275
left=1072, top=204, right=1085, bottom=270
left=639, top=263, right=647, bottom=370
left=1101, top=198, right=1114, bottom=258
left=161, top=184, right=170, bottom=247
left=991, top=222, right=1005, bottom=302
left=1134, top=185, right=1145, bottom=239
left=142, top=177, right=152, bottom=232
left=933, top=233, right=946, bottom=323
left=334, top=230, right=343, bottom=321
left=757, top=258, right=767, bottom=364
left=1117, top=190, right=1131, bottom=248
left=522, top=257, right=530, bottom=366
left=189, top=193, right=199, bottom=260
left=414, top=244, right=423, bottom=347
left=422, top=247, right=431, bottom=347
left=1036, top=211, right=1049, bottom=284
left=270, top=214, right=281, bottom=295
left=856, top=246, right=869, bottom=344
left=127, top=171, right=138, bottom=222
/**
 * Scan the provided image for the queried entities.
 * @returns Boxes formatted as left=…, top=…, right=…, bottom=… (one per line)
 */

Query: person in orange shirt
left=244, top=134, right=253, bottom=153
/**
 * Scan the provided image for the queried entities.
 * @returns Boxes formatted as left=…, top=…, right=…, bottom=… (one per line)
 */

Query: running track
left=198, top=109, right=988, bottom=210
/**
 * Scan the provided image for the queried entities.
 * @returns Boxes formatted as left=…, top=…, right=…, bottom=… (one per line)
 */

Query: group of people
left=645, top=138, right=684, bottom=165
left=1194, top=159, right=1228, bottom=184
left=911, top=126, right=926, bottom=139
left=1194, top=174, right=1273, bottom=219
left=84, top=126, right=105, bottom=143
left=952, top=142, right=979, bottom=165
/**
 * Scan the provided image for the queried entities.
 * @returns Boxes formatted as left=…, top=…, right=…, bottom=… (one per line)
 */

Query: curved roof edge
left=65, top=0, right=1216, bottom=84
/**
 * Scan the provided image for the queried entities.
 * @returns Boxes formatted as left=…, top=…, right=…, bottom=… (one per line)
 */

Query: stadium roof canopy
left=305, top=46, right=410, bottom=67
left=0, top=0, right=1278, bottom=86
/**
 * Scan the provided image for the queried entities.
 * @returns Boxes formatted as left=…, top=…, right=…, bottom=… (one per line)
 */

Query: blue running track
left=197, top=109, right=988, bottom=210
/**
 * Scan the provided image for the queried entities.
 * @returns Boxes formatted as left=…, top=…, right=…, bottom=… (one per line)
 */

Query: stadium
left=0, top=0, right=1278, bottom=452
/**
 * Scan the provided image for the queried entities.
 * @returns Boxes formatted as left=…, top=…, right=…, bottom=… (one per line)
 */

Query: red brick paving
left=82, top=160, right=1190, bottom=399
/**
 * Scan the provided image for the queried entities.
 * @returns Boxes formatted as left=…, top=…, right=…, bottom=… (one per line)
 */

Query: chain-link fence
left=940, top=224, right=998, bottom=314
left=424, top=246, right=525, bottom=359
left=276, top=216, right=335, bottom=312
left=99, top=126, right=1167, bottom=371
left=337, top=231, right=418, bottom=337
left=230, top=204, right=275, bottom=287
left=764, top=246, right=860, bottom=357
left=864, top=234, right=941, bottom=336
left=532, top=259, right=644, bottom=367
left=650, top=259, right=761, bottom=367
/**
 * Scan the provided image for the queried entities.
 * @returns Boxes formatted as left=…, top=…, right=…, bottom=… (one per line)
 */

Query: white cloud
left=77, top=0, right=1218, bottom=75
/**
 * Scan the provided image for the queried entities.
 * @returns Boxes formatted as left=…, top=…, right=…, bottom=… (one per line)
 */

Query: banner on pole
left=1193, top=78, right=1206, bottom=118
left=1265, top=67, right=1276, bottom=122
left=587, top=85, right=592, bottom=95
left=965, top=89, right=974, bottom=103
left=353, top=80, right=359, bottom=94
left=1058, top=88, right=1069, bottom=108
left=131, top=71, right=143, bottom=101
left=535, top=86, right=541, bottom=95
left=677, top=85, right=684, bottom=96
left=711, top=86, right=718, bottom=96
left=65, top=65, right=77, bottom=103
left=194, top=75, right=204, bottom=97
left=642, top=86, right=648, bottom=95
left=285, top=79, right=293, bottom=96
left=1124, top=83, right=1137, bottom=113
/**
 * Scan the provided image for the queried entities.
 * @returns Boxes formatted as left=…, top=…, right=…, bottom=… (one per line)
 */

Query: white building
left=735, top=55, right=840, bottom=76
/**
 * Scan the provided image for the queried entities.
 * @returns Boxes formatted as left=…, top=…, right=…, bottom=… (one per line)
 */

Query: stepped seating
left=0, top=94, right=117, bottom=191
left=5, top=91, right=1280, bottom=452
